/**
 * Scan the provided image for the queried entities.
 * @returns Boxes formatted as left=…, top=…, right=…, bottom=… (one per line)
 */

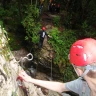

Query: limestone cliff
left=0, top=25, right=45, bottom=96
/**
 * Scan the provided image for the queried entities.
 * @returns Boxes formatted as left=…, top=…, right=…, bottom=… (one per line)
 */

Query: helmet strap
left=72, top=64, right=80, bottom=76
left=81, top=65, right=96, bottom=77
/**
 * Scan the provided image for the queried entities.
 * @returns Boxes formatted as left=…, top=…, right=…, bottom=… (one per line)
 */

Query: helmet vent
left=76, top=54, right=79, bottom=56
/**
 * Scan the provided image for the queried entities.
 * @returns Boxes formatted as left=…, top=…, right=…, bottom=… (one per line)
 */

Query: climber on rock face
left=18, top=38, right=96, bottom=96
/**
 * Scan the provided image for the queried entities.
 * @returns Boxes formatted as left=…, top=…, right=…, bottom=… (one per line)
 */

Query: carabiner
left=26, top=53, right=33, bottom=61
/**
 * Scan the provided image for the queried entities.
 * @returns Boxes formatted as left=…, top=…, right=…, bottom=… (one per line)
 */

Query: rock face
left=0, top=26, right=45, bottom=96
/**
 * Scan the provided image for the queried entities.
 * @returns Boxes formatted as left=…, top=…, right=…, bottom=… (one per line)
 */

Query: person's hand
left=48, top=35, right=52, bottom=38
left=18, top=71, right=33, bottom=82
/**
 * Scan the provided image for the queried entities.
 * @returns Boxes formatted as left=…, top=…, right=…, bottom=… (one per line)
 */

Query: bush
left=22, top=5, right=41, bottom=44
left=0, top=20, right=3, bottom=28
left=48, top=27, right=77, bottom=64
left=53, top=16, right=60, bottom=27
left=48, top=27, right=78, bottom=81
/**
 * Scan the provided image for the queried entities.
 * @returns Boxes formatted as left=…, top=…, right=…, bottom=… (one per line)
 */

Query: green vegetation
left=49, top=27, right=77, bottom=64
left=8, top=32, right=22, bottom=50
left=0, top=27, right=11, bottom=61
left=22, top=5, right=41, bottom=44
left=0, top=20, right=3, bottom=28
left=48, top=27, right=77, bottom=80
left=53, top=16, right=60, bottom=27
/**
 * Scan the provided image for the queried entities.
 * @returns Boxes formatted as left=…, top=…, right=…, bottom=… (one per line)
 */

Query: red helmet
left=69, top=38, right=96, bottom=66
left=42, top=27, right=46, bottom=30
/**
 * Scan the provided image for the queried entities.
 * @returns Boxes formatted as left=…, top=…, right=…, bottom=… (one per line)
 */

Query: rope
left=50, top=58, right=53, bottom=80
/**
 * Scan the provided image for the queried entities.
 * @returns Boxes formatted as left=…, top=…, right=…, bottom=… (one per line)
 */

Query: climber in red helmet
left=38, top=26, right=48, bottom=48
left=42, top=26, right=46, bottom=30
left=18, top=38, right=96, bottom=96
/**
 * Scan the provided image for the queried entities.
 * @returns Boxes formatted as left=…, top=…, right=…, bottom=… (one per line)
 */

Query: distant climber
left=39, top=0, right=44, bottom=14
left=56, top=3, right=60, bottom=13
left=38, top=26, right=48, bottom=48
left=39, top=3, right=43, bottom=14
